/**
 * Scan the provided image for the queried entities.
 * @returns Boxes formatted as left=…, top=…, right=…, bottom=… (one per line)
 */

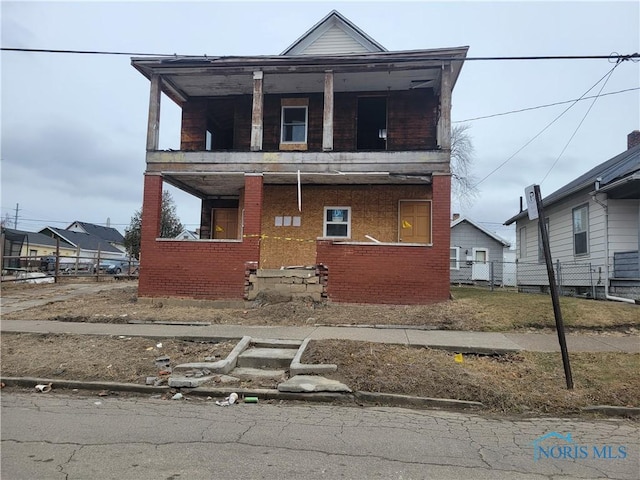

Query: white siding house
left=505, top=131, right=640, bottom=301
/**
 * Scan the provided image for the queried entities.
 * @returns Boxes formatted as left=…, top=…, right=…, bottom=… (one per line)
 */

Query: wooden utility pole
left=532, top=184, right=573, bottom=389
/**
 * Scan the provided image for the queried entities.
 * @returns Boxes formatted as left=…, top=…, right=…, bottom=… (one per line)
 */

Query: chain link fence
left=451, top=260, right=599, bottom=298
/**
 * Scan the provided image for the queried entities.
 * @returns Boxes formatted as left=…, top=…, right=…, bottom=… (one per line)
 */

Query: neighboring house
left=450, top=216, right=511, bottom=285
left=175, top=229, right=199, bottom=240
left=1, top=227, right=76, bottom=270
left=66, top=221, right=126, bottom=254
left=505, top=131, right=640, bottom=300
left=131, top=10, right=468, bottom=304
left=40, top=227, right=126, bottom=263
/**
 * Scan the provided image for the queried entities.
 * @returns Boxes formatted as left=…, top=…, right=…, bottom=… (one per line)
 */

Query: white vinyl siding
left=299, top=25, right=371, bottom=55
left=608, top=199, right=640, bottom=254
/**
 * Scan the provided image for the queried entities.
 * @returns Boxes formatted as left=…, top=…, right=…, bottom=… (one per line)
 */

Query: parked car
left=105, top=259, right=139, bottom=275
left=92, top=260, right=119, bottom=274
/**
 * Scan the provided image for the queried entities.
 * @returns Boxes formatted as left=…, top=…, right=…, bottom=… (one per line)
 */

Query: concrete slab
left=503, top=333, right=640, bottom=353
left=308, top=326, right=409, bottom=344
left=278, top=375, right=351, bottom=393
left=237, top=348, right=297, bottom=369
left=232, top=367, right=287, bottom=380
left=406, top=330, right=522, bottom=354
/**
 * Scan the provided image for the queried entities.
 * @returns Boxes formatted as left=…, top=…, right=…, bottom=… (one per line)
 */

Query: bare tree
left=450, top=123, right=478, bottom=205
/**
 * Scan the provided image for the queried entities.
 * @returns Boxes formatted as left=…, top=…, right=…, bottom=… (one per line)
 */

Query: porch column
left=322, top=70, right=334, bottom=151
left=250, top=71, right=264, bottom=152
left=141, top=174, right=163, bottom=242
left=243, top=174, right=264, bottom=236
left=146, top=74, right=161, bottom=151
left=437, top=63, right=452, bottom=150
left=432, top=173, right=452, bottom=287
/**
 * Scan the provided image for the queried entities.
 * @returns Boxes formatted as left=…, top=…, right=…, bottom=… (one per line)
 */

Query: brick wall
left=138, top=174, right=262, bottom=300
left=315, top=174, right=451, bottom=304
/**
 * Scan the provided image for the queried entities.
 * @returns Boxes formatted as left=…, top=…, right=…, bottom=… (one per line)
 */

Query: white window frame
left=280, top=106, right=308, bottom=144
left=323, top=207, right=351, bottom=238
left=450, top=247, right=460, bottom=270
left=572, top=204, right=589, bottom=256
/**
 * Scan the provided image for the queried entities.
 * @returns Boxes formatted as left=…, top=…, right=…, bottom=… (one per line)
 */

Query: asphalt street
left=1, top=392, right=638, bottom=479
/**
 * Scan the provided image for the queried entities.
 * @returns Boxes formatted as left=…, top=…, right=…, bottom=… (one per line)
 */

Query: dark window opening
left=357, top=97, right=387, bottom=150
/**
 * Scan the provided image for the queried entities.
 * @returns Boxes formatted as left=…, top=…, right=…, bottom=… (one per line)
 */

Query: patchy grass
left=451, top=286, right=639, bottom=331
left=303, top=339, right=640, bottom=415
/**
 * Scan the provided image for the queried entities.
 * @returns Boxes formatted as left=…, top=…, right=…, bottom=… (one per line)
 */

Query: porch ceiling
left=162, top=172, right=432, bottom=199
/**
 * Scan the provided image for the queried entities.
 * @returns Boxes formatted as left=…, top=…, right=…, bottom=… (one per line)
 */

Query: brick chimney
left=628, top=130, right=640, bottom=150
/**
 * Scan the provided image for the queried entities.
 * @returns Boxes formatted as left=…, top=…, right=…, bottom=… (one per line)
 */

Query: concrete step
left=237, top=347, right=297, bottom=369
left=251, top=338, right=302, bottom=349
left=231, top=367, right=287, bottom=380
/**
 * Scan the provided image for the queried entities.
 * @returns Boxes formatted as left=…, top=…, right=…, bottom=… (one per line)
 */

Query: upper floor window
left=572, top=204, right=589, bottom=256
left=323, top=207, right=351, bottom=238
left=281, top=106, right=308, bottom=144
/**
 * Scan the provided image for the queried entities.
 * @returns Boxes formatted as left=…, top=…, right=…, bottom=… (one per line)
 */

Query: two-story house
left=505, top=131, right=640, bottom=302
left=131, top=10, right=468, bottom=304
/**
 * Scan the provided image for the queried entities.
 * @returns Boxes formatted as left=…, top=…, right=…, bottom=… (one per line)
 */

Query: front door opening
left=212, top=208, right=239, bottom=239
left=399, top=201, right=431, bottom=244
left=357, top=97, right=387, bottom=150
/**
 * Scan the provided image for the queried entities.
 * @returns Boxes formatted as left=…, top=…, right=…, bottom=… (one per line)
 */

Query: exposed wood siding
left=387, top=90, right=438, bottom=151
left=260, top=184, right=432, bottom=268
left=299, top=25, right=371, bottom=55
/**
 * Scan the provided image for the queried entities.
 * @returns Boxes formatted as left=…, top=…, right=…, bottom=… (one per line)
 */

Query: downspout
left=592, top=183, right=638, bottom=304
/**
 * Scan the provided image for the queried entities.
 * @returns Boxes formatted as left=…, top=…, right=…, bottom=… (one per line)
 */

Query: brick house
left=131, top=10, right=468, bottom=304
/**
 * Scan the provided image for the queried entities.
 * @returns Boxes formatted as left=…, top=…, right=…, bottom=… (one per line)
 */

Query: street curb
left=0, top=376, right=480, bottom=411
left=354, top=391, right=484, bottom=410
left=582, top=405, right=640, bottom=417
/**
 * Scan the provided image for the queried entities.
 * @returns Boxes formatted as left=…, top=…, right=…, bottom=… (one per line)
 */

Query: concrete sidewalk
left=1, top=319, right=638, bottom=354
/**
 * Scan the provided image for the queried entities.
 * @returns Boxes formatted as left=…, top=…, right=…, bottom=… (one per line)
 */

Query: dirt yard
left=1, top=280, right=638, bottom=415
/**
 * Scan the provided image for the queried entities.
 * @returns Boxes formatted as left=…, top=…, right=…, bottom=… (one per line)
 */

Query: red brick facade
left=316, top=175, right=451, bottom=304
left=138, top=174, right=262, bottom=299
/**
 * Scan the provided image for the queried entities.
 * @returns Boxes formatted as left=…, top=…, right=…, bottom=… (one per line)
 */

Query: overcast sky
left=2, top=1, right=639, bottom=245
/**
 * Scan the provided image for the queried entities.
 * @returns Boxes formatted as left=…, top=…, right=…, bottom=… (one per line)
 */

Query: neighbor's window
left=450, top=247, right=460, bottom=270
left=281, top=106, right=308, bottom=143
left=323, top=207, right=351, bottom=238
left=519, top=227, right=526, bottom=259
left=573, top=204, right=589, bottom=255
left=537, top=218, right=549, bottom=263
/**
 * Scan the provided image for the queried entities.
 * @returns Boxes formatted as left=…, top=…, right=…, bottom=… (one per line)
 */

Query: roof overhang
left=131, top=48, right=468, bottom=105
left=591, top=172, right=640, bottom=199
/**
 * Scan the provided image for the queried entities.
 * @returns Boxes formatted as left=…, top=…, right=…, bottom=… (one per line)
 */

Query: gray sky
left=2, top=1, right=639, bottom=246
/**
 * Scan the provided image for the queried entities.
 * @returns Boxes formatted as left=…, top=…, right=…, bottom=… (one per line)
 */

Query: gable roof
left=505, top=142, right=640, bottom=225
left=281, top=10, right=387, bottom=56
left=67, top=221, right=125, bottom=244
left=2, top=228, right=75, bottom=249
left=40, top=227, right=122, bottom=254
left=451, top=217, right=511, bottom=247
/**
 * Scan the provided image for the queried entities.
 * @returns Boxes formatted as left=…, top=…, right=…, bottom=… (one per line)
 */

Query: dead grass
left=303, top=339, right=640, bottom=415
left=0, top=333, right=234, bottom=384
left=3, top=283, right=638, bottom=333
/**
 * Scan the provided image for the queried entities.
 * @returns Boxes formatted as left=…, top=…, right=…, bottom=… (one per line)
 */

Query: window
left=538, top=218, right=549, bottom=263
left=450, top=247, right=460, bottom=270
left=518, top=227, right=526, bottom=259
left=573, top=204, right=589, bottom=255
left=323, top=207, right=351, bottom=238
left=281, top=106, right=308, bottom=143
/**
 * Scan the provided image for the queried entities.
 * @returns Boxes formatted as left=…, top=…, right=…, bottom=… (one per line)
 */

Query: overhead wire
left=472, top=62, right=625, bottom=188
left=539, top=62, right=621, bottom=185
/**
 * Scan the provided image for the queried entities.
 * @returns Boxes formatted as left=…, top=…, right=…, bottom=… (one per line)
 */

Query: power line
left=473, top=63, right=622, bottom=188
left=1, top=47, right=638, bottom=62
left=540, top=63, right=620, bottom=185
left=453, top=87, right=639, bottom=123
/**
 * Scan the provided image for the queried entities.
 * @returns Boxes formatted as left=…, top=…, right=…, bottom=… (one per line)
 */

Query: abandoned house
left=131, top=10, right=468, bottom=304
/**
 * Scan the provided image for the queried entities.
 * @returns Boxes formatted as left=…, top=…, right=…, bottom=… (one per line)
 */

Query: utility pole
left=14, top=203, right=20, bottom=229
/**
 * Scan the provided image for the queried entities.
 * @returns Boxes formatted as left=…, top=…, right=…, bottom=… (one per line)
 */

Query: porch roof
left=162, top=171, right=432, bottom=199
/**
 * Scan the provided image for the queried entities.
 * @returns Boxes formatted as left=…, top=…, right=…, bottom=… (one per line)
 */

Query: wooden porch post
left=250, top=71, right=264, bottom=151
left=437, top=63, right=452, bottom=150
left=323, top=70, right=334, bottom=151
left=146, top=74, right=161, bottom=151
